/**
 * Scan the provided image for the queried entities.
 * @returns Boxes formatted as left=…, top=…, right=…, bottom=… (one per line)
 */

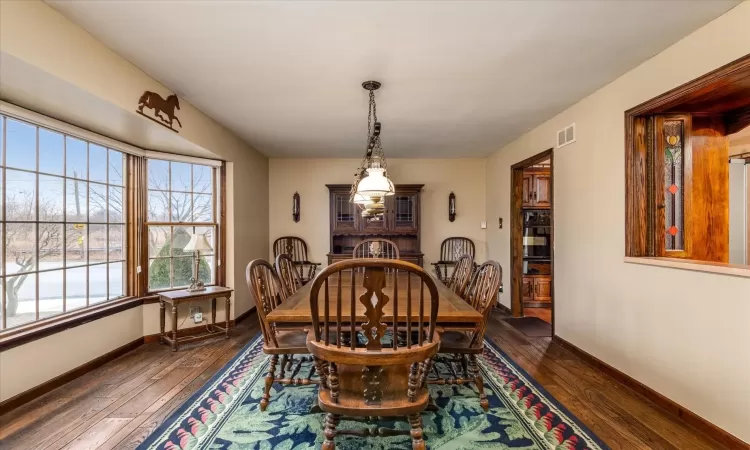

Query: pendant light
left=350, top=81, right=395, bottom=218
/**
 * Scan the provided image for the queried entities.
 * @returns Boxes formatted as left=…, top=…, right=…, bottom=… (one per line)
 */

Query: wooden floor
left=523, top=306, right=551, bottom=323
left=0, top=310, right=730, bottom=450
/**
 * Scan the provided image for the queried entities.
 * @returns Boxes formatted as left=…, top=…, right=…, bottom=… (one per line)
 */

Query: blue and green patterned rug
left=139, top=336, right=608, bottom=450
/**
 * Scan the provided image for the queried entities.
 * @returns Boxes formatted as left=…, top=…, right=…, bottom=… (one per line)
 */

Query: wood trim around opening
left=553, top=335, right=749, bottom=449
left=510, top=149, right=554, bottom=336
left=625, top=54, right=750, bottom=258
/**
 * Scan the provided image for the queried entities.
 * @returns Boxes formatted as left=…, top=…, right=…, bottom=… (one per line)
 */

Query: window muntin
left=146, top=160, right=217, bottom=291
left=1, top=115, right=127, bottom=330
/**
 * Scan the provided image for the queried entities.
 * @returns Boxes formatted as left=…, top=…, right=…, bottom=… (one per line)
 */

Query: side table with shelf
left=158, top=286, right=234, bottom=352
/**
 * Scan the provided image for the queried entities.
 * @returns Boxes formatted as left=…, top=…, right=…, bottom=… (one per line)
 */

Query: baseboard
left=234, top=305, right=256, bottom=325
left=495, top=302, right=512, bottom=315
left=552, top=336, right=749, bottom=449
left=0, top=336, right=143, bottom=416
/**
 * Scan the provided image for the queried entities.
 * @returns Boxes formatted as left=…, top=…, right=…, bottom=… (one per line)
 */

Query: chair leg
left=322, top=413, right=339, bottom=450
left=469, top=354, right=488, bottom=411
left=408, top=414, right=425, bottom=450
left=261, top=354, right=278, bottom=412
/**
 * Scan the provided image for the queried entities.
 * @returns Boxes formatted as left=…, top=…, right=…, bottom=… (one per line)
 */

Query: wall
left=269, top=158, right=486, bottom=269
left=0, top=1, right=268, bottom=401
left=485, top=2, right=750, bottom=442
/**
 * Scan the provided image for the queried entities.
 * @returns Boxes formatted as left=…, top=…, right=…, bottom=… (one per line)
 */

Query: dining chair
left=447, top=253, right=474, bottom=298
left=352, top=238, right=400, bottom=259
left=246, top=259, right=317, bottom=412
left=273, top=236, right=321, bottom=284
left=429, top=260, right=501, bottom=411
left=307, top=259, right=440, bottom=450
left=275, top=253, right=304, bottom=298
left=431, top=237, right=475, bottom=282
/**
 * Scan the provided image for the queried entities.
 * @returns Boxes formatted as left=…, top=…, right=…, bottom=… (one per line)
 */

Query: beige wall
left=269, top=158, right=486, bottom=269
left=0, top=1, right=268, bottom=401
left=486, top=2, right=750, bottom=442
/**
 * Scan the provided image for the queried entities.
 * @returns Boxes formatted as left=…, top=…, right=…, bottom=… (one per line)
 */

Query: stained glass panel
left=663, top=120, right=684, bottom=251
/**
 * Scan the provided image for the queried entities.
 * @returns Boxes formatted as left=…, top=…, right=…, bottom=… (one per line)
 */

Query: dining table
left=266, top=271, right=483, bottom=330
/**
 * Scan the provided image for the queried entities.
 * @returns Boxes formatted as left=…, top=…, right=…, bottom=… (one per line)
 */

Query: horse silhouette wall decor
left=136, top=91, right=182, bottom=132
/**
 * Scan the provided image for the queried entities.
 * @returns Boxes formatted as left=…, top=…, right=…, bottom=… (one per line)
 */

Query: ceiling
left=48, top=1, right=739, bottom=158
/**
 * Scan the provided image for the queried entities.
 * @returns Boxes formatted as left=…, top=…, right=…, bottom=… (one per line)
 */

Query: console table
left=158, top=286, right=234, bottom=352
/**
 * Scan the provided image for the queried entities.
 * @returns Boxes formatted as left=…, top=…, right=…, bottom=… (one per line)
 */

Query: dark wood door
left=534, top=174, right=552, bottom=208
left=534, top=277, right=552, bottom=302
left=522, top=174, right=534, bottom=207
left=331, top=192, right=359, bottom=233
left=521, top=277, right=535, bottom=303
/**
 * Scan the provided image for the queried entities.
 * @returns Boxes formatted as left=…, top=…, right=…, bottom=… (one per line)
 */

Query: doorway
left=507, top=149, right=554, bottom=337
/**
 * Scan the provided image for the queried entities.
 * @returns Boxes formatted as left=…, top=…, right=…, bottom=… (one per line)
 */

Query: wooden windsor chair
left=273, top=236, right=321, bottom=284
left=431, top=237, right=476, bottom=282
left=307, top=259, right=440, bottom=450
left=246, top=259, right=318, bottom=412
left=428, top=260, right=501, bottom=411
left=276, top=253, right=304, bottom=298
left=447, top=253, right=474, bottom=299
left=352, top=238, right=400, bottom=260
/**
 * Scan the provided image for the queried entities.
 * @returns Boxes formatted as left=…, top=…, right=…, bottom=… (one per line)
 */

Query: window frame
left=0, top=116, right=128, bottom=329
left=0, top=102, right=226, bottom=339
left=143, top=158, right=221, bottom=293
left=625, top=54, right=750, bottom=269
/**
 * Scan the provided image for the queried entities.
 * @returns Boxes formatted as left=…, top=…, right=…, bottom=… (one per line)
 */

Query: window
left=0, top=115, right=126, bottom=329
left=146, top=159, right=217, bottom=291
left=625, top=55, right=750, bottom=267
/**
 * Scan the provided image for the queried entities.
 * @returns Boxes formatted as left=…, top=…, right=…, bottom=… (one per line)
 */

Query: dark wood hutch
left=520, top=166, right=552, bottom=308
left=327, top=184, right=424, bottom=266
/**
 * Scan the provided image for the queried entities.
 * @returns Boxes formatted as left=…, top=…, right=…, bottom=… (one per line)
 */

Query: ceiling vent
left=556, top=123, right=576, bottom=148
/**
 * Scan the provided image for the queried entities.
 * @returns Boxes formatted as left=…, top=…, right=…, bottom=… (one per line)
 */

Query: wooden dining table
left=266, top=272, right=482, bottom=330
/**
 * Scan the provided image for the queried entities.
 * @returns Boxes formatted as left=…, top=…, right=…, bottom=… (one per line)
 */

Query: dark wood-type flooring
left=523, top=306, right=551, bottom=323
left=0, top=310, right=731, bottom=449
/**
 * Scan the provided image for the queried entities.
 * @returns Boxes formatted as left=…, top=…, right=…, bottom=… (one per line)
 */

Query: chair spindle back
left=246, top=259, right=287, bottom=348
left=352, top=238, right=400, bottom=260
left=439, top=237, right=475, bottom=262
left=464, top=260, right=502, bottom=347
left=309, top=259, right=439, bottom=354
left=275, top=253, right=303, bottom=298
left=448, top=253, right=474, bottom=298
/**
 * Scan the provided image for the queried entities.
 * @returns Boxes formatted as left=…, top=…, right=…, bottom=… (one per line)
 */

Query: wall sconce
left=292, top=192, right=300, bottom=222
left=448, top=192, right=456, bottom=222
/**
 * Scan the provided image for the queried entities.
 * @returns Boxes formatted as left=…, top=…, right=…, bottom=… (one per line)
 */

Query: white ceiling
left=48, top=1, right=739, bottom=158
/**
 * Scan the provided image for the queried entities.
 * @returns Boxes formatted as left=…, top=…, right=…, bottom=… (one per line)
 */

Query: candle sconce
left=448, top=192, right=456, bottom=222
left=292, top=192, right=300, bottom=222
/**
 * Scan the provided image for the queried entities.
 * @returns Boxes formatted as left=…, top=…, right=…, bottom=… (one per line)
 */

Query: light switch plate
left=480, top=221, right=487, bottom=229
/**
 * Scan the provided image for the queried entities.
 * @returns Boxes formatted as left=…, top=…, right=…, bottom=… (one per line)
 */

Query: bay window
left=0, top=107, right=224, bottom=332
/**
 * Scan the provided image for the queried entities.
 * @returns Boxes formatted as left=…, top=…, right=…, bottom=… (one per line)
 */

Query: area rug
left=139, top=336, right=609, bottom=450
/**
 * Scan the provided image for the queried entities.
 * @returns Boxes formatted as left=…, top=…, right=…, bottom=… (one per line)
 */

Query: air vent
left=556, top=123, right=576, bottom=148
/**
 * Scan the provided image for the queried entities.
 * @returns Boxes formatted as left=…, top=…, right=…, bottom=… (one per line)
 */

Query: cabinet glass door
left=391, top=194, right=418, bottom=232
left=332, top=193, right=358, bottom=232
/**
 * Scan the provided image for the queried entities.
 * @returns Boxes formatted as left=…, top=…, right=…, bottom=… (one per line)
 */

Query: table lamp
left=183, top=233, right=212, bottom=292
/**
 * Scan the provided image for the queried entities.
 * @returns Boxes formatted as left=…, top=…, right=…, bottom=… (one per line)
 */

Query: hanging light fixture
left=350, top=80, right=395, bottom=219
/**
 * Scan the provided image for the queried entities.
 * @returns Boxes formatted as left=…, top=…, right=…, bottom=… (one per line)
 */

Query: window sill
left=624, top=257, right=750, bottom=278
left=0, top=295, right=159, bottom=352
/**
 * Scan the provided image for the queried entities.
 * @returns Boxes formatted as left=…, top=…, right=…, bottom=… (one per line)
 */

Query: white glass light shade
left=183, top=233, right=212, bottom=252
left=352, top=192, right=370, bottom=204
left=356, top=167, right=395, bottom=197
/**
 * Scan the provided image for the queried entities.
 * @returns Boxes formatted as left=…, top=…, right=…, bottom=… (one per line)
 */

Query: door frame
left=510, top=148, right=554, bottom=333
